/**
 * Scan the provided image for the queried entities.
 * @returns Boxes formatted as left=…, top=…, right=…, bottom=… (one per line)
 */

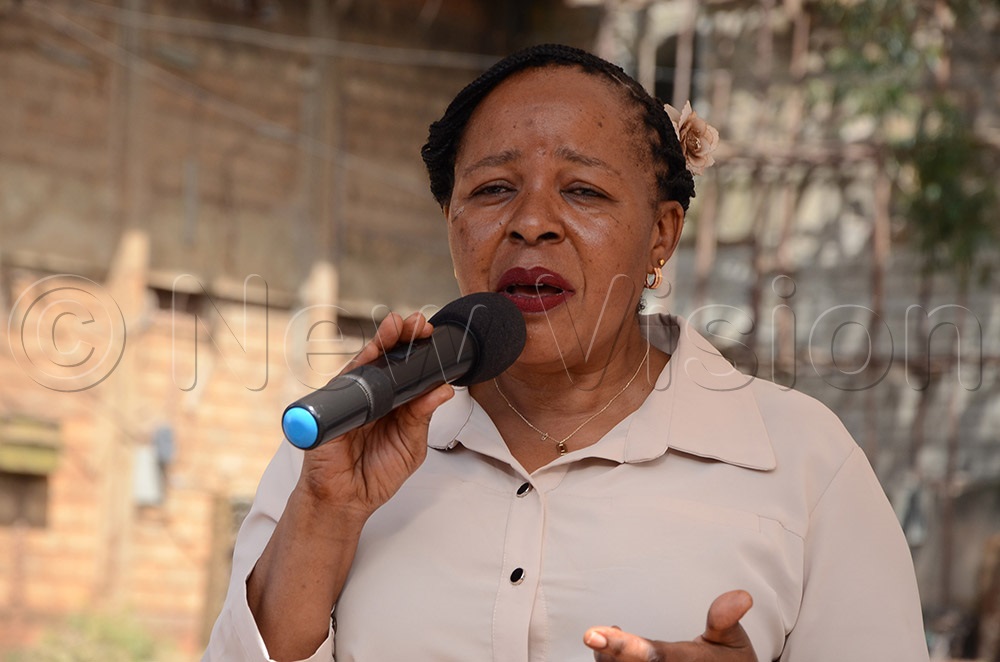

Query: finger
left=584, top=626, right=658, bottom=661
left=416, top=380, right=455, bottom=411
left=397, top=311, right=432, bottom=343
left=345, top=312, right=410, bottom=370
left=702, top=589, right=754, bottom=648
left=353, top=312, right=403, bottom=365
left=373, top=311, right=409, bottom=355
left=399, top=383, right=455, bottom=424
left=378, top=312, right=436, bottom=359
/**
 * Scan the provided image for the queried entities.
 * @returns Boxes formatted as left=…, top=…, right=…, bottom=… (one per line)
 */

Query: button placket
left=507, top=481, right=537, bottom=589
left=491, top=478, right=545, bottom=662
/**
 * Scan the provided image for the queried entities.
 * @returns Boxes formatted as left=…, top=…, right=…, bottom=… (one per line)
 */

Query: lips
left=496, top=266, right=575, bottom=313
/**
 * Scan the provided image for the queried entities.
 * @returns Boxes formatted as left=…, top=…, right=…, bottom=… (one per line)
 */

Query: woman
left=206, top=44, right=927, bottom=661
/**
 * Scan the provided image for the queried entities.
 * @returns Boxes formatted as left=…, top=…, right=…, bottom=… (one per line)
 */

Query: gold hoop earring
left=646, top=259, right=665, bottom=290
left=646, top=266, right=662, bottom=290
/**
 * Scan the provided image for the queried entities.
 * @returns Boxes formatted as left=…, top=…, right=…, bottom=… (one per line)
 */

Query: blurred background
left=0, top=0, right=997, bottom=659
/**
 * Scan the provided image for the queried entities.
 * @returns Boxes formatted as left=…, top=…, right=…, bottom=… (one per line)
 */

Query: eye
left=566, top=185, right=605, bottom=198
left=473, top=182, right=514, bottom=197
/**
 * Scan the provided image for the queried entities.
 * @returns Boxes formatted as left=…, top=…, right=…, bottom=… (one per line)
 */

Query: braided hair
left=421, top=43, right=696, bottom=212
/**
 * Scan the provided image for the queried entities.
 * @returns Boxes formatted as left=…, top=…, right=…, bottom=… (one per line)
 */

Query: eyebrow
left=554, top=146, right=621, bottom=176
left=461, top=150, right=521, bottom=177
left=460, top=146, right=622, bottom=178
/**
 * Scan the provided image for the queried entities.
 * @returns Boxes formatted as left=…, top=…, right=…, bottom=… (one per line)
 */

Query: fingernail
left=585, top=631, right=608, bottom=649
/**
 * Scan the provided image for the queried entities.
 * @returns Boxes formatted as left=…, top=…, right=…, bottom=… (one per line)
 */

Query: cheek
left=578, top=215, right=651, bottom=278
left=449, top=217, right=486, bottom=255
left=448, top=217, right=496, bottom=278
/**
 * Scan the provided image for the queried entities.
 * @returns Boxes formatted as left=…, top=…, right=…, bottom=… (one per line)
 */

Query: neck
left=491, top=340, right=651, bottom=411
left=470, top=326, right=670, bottom=471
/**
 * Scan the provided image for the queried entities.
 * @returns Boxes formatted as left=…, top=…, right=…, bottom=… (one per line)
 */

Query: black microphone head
left=428, top=292, right=526, bottom=387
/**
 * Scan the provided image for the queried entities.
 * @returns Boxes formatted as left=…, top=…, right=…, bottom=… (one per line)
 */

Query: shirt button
left=510, top=567, right=525, bottom=585
left=516, top=482, right=532, bottom=497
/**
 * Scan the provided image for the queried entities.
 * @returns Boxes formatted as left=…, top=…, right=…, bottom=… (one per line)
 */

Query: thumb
left=702, top=589, right=754, bottom=647
left=395, top=383, right=455, bottom=430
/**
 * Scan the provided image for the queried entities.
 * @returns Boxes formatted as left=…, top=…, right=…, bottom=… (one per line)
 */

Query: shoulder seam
left=807, top=445, right=861, bottom=518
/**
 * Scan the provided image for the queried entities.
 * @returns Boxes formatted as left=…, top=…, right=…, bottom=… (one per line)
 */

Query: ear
left=648, top=200, right=684, bottom=270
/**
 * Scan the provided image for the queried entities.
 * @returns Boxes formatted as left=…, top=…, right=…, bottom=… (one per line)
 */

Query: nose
left=506, top=188, right=564, bottom=245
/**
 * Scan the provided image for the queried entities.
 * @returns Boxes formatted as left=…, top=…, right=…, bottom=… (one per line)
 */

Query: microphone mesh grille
left=428, top=292, right=526, bottom=386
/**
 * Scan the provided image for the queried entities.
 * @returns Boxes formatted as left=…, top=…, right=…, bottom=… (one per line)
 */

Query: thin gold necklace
left=493, top=353, right=648, bottom=456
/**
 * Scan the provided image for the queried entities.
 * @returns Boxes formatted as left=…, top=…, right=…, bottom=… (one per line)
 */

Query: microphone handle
left=283, top=324, right=476, bottom=449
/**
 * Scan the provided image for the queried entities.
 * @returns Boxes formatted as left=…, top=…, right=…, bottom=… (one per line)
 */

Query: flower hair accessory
left=663, top=101, right=720, bottom=176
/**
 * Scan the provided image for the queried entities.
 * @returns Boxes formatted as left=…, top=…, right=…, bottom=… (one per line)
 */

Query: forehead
left=480, top=65, right=632, bottom=113
left=458, top=66, right=646, bottom=159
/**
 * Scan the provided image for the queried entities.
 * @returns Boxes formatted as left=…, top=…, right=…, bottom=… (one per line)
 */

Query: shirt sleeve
left=202, top=441, right=336, bottom=662
left=779, top=446, right=928, bottom=661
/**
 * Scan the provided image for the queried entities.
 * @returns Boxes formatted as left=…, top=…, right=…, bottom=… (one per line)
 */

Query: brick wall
left=0, top=0, right=597, bottom=655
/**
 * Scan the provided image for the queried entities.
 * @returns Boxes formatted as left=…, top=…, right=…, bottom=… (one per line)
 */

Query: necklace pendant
left=540, top=432, right=549, bottom=442
left=556, top=440, right=567, bottom=456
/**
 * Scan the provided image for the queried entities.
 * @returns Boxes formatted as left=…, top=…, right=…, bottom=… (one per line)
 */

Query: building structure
left=0, top=0, right=997, bottom=657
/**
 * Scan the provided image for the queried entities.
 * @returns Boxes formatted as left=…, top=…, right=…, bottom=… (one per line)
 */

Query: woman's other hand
left=296, top=310, right=455, bottom=517
left=583, top=590, right=758, bottom=662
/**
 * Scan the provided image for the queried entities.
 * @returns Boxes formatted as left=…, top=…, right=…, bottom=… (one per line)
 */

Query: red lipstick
left=496, top=267, right=575, bottom=313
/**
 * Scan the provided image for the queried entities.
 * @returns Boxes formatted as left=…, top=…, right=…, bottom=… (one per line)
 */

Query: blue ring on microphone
left=283, top=408, right=319, bottom=449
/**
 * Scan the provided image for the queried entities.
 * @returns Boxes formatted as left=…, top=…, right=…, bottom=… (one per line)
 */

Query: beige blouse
left=204, top=314, right=928, bottom=662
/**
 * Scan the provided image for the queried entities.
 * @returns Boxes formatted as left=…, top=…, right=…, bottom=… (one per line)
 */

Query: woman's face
left=446, top=66, right=683, bottom=371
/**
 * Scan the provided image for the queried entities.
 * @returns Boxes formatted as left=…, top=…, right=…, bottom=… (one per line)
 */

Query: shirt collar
left=627, top=314, right=776, bottom=470
left=427, top=314, right=776, bottom=472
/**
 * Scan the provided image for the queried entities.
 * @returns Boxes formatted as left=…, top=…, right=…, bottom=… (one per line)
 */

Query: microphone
left=281, top=292, right=527, bottom=450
